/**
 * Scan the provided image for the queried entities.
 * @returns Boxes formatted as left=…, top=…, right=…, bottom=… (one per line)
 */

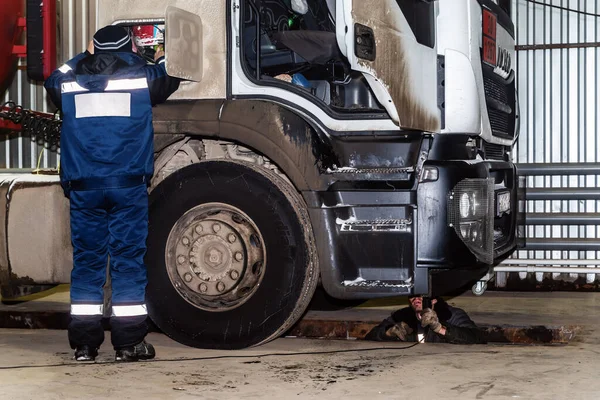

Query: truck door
left=335, top=0, right=441, bottom=132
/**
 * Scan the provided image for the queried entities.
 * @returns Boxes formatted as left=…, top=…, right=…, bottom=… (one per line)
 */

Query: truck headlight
left=448, top=178, right=494, bottom=263
left=459, top=192, right=482, bottom=219
left=459, top=193, right=471, bottom=218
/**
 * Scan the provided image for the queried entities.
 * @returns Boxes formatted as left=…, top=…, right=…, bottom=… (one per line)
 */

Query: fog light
left=459, top=221, right=483, bottom=243
left=447, top=178, right=494, bottom=264
left=471, top=225, right=479, bottom=241
left=460, top=223, right=470, bottom=238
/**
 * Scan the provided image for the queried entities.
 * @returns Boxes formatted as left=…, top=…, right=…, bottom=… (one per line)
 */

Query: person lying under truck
left=365, top=296, right=486, bottom=344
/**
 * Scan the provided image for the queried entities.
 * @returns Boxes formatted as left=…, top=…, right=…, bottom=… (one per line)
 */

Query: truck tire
left=146, top=161, right=319, bottom=349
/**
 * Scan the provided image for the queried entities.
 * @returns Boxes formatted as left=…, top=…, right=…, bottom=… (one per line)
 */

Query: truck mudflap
left=0, top=174, right=71, bottom=299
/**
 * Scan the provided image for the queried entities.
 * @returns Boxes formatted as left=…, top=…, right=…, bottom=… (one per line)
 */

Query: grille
left=484, top=77, right=509, bottom=105
left=483, top=142, right=505, bottom=160
left=488, top=108, right=511, bottom=136
left=482, top=70, right=517, bottom=139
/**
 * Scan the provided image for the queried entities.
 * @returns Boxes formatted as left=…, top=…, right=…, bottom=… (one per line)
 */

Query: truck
left=0, top=0, right=519, bottom=349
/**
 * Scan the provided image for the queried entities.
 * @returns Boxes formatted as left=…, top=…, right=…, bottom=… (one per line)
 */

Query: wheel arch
left=151, top=99, right=336, bottom=193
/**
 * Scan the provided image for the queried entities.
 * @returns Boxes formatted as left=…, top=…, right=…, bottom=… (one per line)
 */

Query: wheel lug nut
left=216, top=281, right=226, bottom=292
left=230, top=270, right=240, bottom=280
left=199, top=283, right=208, bottom=293
left=184, top=273, right=193, bottom=283
left=212, top=223, right=221, bottom=233
left=177, top=255, right=186, bottom=264
left=234, top=252, right=243, bottom=262
left=228, top=234, right=236, bottom=243
left=195, top=225, right=203, bottom=234
left=182, top=237, right=190, bottom=246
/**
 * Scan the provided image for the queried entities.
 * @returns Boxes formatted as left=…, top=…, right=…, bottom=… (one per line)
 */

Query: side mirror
left=164, top=6, right=203, bottom=82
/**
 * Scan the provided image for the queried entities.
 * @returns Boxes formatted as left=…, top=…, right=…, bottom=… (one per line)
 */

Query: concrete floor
left=2, top=290, right=600, bottom=399
left=1, top=328, right=599, bottom=400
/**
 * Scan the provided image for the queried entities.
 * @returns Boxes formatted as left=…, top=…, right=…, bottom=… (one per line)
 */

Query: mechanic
left=44, top=25, right=180, bottom=362
left=365, top=295, right=487, bottom=344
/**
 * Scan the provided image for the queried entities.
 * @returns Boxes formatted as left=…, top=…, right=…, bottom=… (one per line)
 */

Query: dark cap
left=93, top=25, right=133, bottom=53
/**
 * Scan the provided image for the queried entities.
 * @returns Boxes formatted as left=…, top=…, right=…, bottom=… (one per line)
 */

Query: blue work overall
left=44, top=50, right=179, bottom=350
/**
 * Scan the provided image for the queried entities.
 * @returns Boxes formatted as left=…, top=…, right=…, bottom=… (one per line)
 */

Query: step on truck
left=0, top=0, right=519, bottom=349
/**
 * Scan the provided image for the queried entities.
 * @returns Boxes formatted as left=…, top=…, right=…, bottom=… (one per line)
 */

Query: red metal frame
left=10, top=0, right=57, bottom=79
left=2, top=0, right=58, bottom=131
left=0, top=0, right=24, bottom=88
left=12, top=17, right=27, bottom=57
left=0, top=104, right=56, bottom=133
left=42, top=0, right=57, bottom=79
left=0, top=119, right=22, bottom=132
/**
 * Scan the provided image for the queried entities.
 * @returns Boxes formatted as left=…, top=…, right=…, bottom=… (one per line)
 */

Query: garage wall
left=506, top=0, right=600, bottom=285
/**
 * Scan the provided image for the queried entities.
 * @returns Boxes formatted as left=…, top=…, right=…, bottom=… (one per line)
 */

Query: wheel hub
left=188, top=231, right=241, bottom=295
left=166, top=203, right=266, bottom=311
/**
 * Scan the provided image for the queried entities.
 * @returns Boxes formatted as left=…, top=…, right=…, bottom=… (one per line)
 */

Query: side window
left=241, top=0, right=386, bottom=115
left=395, top=0, right=436, bottom=49
left=243, top=0, right=259, bottom=76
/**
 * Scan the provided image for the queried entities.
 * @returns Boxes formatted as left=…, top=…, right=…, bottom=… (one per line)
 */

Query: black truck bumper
left=307, top=160, right=519, bottom=299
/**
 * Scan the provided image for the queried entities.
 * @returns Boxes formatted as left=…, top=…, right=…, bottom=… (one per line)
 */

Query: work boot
left=115, top=340, right=155, bottom=362
left=74, top=345, right=98, bottom=361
